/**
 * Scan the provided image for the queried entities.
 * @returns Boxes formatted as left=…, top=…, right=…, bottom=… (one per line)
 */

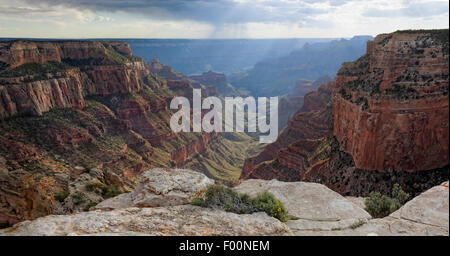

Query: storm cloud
left=0, top=0, right=448, bottom=38
left=21, top=0, right=339, bottom=24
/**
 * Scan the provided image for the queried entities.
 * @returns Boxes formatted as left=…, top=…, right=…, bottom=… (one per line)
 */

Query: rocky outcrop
left=389, top=181, right=448, bottom=229
left=0, top=206, right=291, bottom=236
left=0, top=168, right=288, bottom=236
left=297, top=181, right=449, bottom=236
left=95, top=168, right=214, bottom=209
left=0, top=41, right=149, bottom=118
left=235, top=179, right=371, bottom=232
left=333, top=30, right=449, bottom=171
left=3, top=179, right=446, bottom=236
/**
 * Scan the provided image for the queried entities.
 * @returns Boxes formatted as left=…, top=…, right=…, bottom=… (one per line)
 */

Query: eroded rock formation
left=2, top=176, right=447, bottom=236
left=242, top=30, right=449, bottom=196
left=333, top=31, right=449, bottom=171
left=0, top=41, right=224, bottom=226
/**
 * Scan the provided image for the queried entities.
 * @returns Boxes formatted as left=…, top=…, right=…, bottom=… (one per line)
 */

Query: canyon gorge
left=242, top=29, right=449, bottom=197
left=0, top=29, right=448, bottom=232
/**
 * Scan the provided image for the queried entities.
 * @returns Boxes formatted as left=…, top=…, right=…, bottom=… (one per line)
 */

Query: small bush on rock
left=365, top=183, right=410, bottom=218
left=85, top=182, right=121, bottom=198
left=54, top=190, right=70, bottom=202
left=251, top=191, right=288, bottom=222
left=392, top=183, right=410, bottom=205
left=72, top=191, right=85, bottom=205
left=191, top=185, right=288, bottom=222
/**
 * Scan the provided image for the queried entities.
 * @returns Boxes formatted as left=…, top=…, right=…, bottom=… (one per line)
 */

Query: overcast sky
left=0, top=0, right=448, bottom=38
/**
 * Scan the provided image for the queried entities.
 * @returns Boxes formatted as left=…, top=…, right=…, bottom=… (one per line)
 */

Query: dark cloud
left=364, top=1, right=449, bottom=18
left=23, top=0, right=333, bottom=24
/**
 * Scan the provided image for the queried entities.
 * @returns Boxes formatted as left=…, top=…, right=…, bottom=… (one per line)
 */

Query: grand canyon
left=0, top=29, right=448, bottom=236
left=0, top=0, right=449, bottom=238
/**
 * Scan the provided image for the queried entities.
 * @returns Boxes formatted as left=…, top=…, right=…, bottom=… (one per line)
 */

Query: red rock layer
left=0, top=41, right=132, bottom=68
left=0, top=41, right=221, bottom=226
left=333, top=31, right=449, bottom=171
left=0, top=41, right=149, bottom=118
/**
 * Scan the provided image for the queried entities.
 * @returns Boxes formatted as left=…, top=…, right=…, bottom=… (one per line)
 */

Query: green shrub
left=85, top=182, right=121, bottom=198
left=191, top=185, right=288, bottom=222
left=85, top=182, right=108, bottom=192
left=83, top=202, right=98, bottom=212
left=251, top=191, right=289, bottom=222
left=392, top=183, right=410, bottom=205
left=190, top=197, right=206, bottom=207
left=103, top=186, right=121, bottom=198
left=72, top=191, right=85, bottom=205
left=54, top=190, right=70, bottom=202
left=365, top=184, right=410, bottom=218
left=365, top=192, right=395, bottom=218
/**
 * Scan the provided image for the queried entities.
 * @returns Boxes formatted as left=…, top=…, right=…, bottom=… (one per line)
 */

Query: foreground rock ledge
left=291, top=181, right=449, bottom=236
left=0, top=205, right=291, bottom=236
left=94, top=168, right=215, bottom=210
left=0, top=169, right=447, bottom=236
left=235, top=179, right=372, bottom=232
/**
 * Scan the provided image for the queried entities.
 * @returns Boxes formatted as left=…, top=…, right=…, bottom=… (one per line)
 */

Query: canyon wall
left=333, top=31, right=449, bottom=172
left=242, top=29, right=449, bottom=196
left=0, top=41, right=149, bottom=118
left=0, top=41, right=222, bottom=226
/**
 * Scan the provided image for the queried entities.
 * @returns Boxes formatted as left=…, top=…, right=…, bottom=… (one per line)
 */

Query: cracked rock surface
left=0, top=205, right=291, bottom=236
left=235, top=179, right=372, bottom=232
left=1, top=169, right=447, bottom=236
left=94, top=168, right=214, bottom=210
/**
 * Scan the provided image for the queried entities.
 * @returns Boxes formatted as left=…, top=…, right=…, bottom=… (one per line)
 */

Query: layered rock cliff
left=0, top=40, right=148, bottom=117
left=333, top=30, right=449, bottom=171
left=0, top=40, right=251, bottom=227
left=242, top=30, right=449, bottom=196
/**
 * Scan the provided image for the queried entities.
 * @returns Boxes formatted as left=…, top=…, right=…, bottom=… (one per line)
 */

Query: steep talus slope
left=242, top=30, right=449, bottom=196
